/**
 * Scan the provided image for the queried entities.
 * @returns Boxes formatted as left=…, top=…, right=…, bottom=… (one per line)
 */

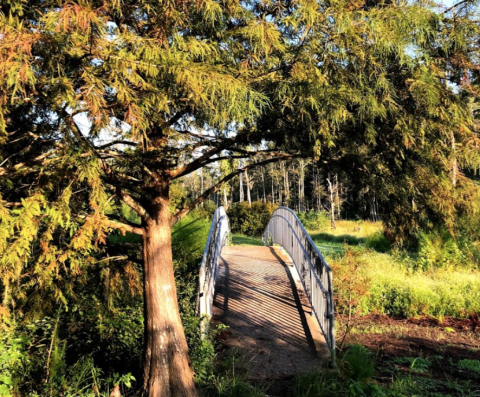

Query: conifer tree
left=1, top=0, right=479, bottom=396
left=0, top=1, right=295, bottom=395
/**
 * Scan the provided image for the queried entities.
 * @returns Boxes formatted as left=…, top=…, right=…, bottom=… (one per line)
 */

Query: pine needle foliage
left=1, top=0, right=480, bottom=392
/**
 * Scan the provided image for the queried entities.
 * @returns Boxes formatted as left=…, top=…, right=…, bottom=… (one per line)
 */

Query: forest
left=0, top=0, right=479, bottom=396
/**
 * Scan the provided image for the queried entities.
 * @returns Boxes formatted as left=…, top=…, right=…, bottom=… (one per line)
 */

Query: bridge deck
left=212, top=246, right=329, bottom=385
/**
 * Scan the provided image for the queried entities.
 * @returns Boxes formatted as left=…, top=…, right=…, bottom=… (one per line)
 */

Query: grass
left=231, top=234, right=264, bottom=246
left=310, top=220, right=390, bottom=253
left=308, top=221, right=480, bottom=320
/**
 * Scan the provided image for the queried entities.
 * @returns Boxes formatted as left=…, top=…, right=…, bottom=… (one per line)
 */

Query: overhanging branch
left=173, top=154, right=296, bottom=223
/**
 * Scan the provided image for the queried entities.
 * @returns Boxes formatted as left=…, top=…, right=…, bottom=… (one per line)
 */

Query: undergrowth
left=293, top=344, right=480, bottom=397
left=309, top=219, right=480, bottom=320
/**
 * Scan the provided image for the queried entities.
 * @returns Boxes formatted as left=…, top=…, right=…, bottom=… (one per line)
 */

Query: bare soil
left=339, top=314, right=480, bottom=394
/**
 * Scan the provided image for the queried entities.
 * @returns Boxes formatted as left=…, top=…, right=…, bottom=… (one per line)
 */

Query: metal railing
left=263, top=206, right=335, bottom=358
left=196, top=206, right=229, bottom=325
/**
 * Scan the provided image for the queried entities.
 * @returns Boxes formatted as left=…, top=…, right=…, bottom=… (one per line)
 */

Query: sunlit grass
left=231, top=234, right=264, bottom=246
left=309, top=220, right=480, bottom=320
left=310, top=220, right=383, bottom=239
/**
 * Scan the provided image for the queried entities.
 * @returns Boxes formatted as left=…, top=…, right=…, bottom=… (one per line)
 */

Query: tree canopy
left=1, top=0, right=479, bottom=395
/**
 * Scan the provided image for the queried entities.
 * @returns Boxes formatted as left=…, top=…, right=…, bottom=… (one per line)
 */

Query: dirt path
left=212, top=246, right=329, bottom=393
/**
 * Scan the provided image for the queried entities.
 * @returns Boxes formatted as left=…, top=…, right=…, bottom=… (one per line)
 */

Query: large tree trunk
left=142, top=190, right=197, bottom=397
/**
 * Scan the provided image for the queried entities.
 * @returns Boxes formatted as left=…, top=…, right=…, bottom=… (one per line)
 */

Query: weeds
left=204, top=351, right=265, bottom=397
left=457, top=359, right=480, bottom=374
left=293, top=344, right=383, bottom=397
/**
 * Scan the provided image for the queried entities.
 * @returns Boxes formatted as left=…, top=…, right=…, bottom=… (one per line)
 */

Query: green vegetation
left=228, top=202, right=277, bottom=237
left=293, top=346, right=479, bottom=397
left=292, top=345, right=383, bottom=397
left=231, top=235, right=264, bottom=246
left=457, top=359, right=480, bottom=374
left=310, top=219, right=480, bottom=320
left=0, top=210, right=230, bottom=396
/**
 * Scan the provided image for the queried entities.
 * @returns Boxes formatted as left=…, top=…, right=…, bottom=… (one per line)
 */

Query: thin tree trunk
left=283, top=162, right=289, bottom=207
left=200, top=170, right=204, bottom=208
left=142, top=190, right=197, bottom=397
left=335, top=174, right=340, bottom=220
left=262, top=167, right=266, bottom=202
left=223, top=185, right=228, bottom=207
left=298, top=160, right=305, bottom=212
left=327, top=177, right=336, bottom=230
left=271, top=171, right=274, bottom=204
left=239, top=173, right=244, bottom=202
left=245, top=170, right=252, bottom=206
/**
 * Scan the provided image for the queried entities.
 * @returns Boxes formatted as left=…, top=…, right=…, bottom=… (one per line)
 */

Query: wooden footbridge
left=196, top=207, right=335, bottom=387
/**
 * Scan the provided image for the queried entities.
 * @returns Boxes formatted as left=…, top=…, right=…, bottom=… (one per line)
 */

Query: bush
left=227, top=201, right=277, bottom=237
left=326, top=246, right=480, bottom=320
left=293, top=344, right=382, bottom=397
left=365, top=232, right=391, bottom=253
left=0, top=321, right=135, bottom=397
left=297, top=210, right=330, bottom=230
left=416, top=231, right=468, bottom=271
left=196, top=200, right=218, bottom=220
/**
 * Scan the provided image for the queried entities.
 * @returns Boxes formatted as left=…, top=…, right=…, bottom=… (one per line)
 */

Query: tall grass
left=309, top=221, right=480, bottom=320
left=328, top=247, right=480, bottom=319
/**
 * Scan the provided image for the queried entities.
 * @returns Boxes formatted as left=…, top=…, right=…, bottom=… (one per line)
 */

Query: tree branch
left=116, top=186, right=151, bottom=222
left=103, top=218, right=145, bottom=236
left=107, top=213, right=142, bottom=229
left=95, top=140, right=138, bottom=149
left=173, top=155, right=296, bottom=223
left=172, top=148, right=298, bottom=180
left=444, top=0, right=470, bottom=13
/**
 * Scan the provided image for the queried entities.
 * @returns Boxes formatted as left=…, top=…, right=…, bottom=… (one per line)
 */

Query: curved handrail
left=263, top=207, right=335, bottom=359
left=196, top=206, right=230, bottom=326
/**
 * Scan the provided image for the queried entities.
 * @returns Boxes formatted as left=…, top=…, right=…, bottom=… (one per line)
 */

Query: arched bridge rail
left=196, top=206, right=229, bottom=323
left=196, top=205, right=335, bottom=359
left=263, top=207, right=335, bottom=356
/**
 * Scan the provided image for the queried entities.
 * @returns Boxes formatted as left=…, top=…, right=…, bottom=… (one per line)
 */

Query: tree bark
left=142, top=189, right=197, bottom=397
left=239, top=173, right=244, bottom=202
left=327, top=177, right=336, bottom=230
left=245, top=170, right=252, bottom=206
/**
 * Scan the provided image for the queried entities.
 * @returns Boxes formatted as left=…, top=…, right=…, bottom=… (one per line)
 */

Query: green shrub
left=293, top=344, right=382, bottom=397
left=341, top=344, right=376, bottom=382
left=0, top=325, right=29, bottom=397
left=227, top=201, right=277, bottom=237
left=0, top=321, right=136, bottom=397
left=196, top=200, right=218, bottom=220
left=297, top=210, right=330, bottom=230
left=416, top=231, right=467, bottom=271
left=365, top=232, right=391, bottom=253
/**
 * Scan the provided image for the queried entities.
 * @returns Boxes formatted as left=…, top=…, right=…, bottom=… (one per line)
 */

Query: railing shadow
left=212, top=247, right=324, bottom=380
